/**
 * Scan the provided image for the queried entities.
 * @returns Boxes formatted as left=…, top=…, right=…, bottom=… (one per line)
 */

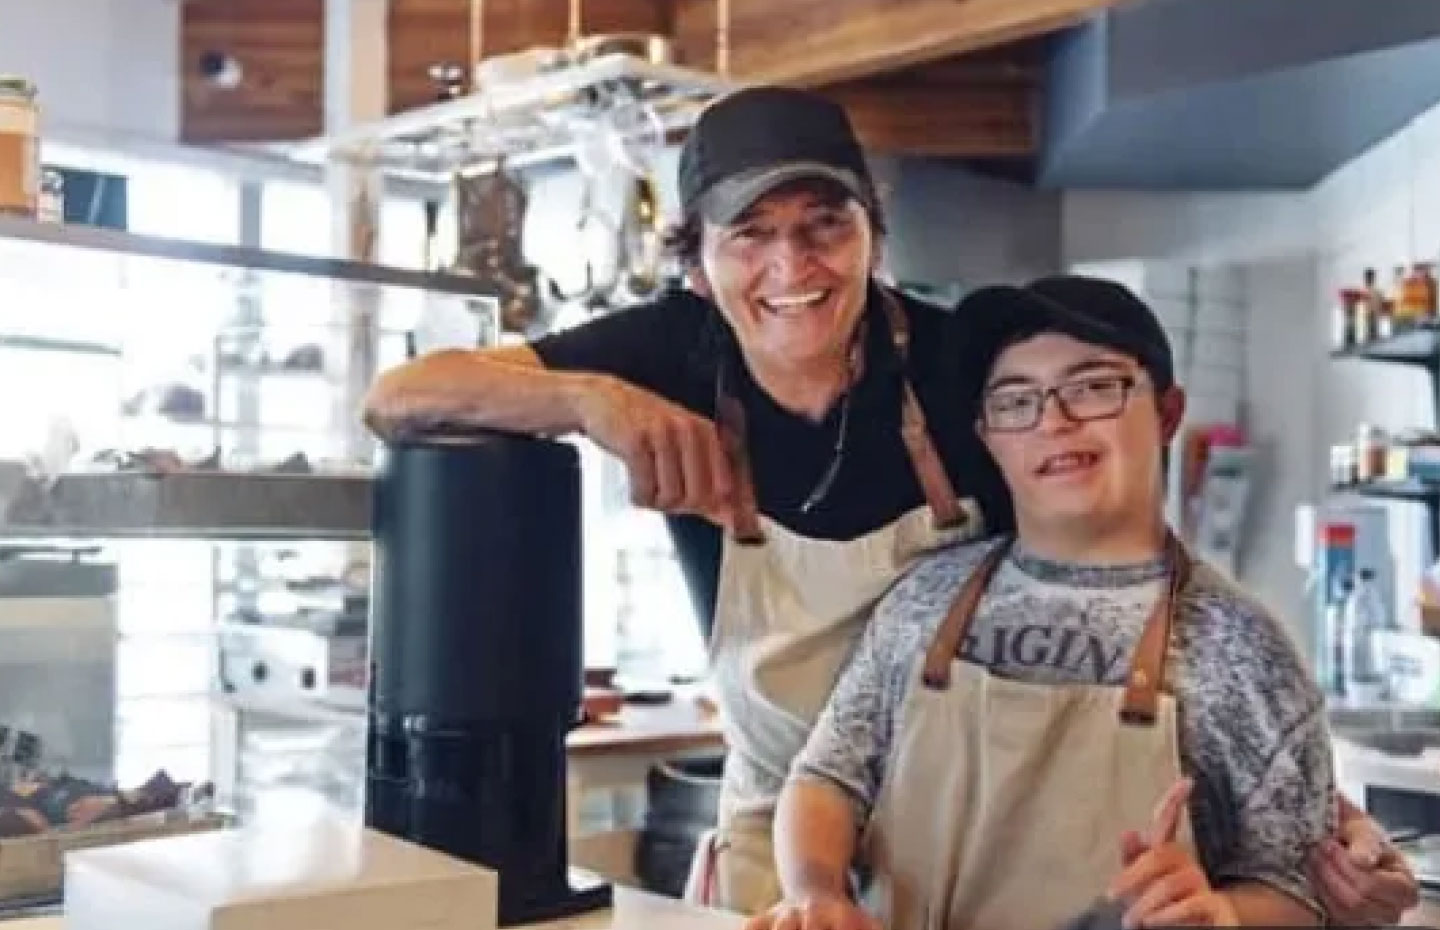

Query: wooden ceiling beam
left=827, top=47, right=1042, bottom=158
left=675, top=0, right=1119, bottom=87
left=387, top=0, right=670, bottom=113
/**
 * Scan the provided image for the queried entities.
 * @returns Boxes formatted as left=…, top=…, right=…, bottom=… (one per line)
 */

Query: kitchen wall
left=872, top=157, right=1062, bottom=289
left=1062, top=97, right=1440, bottom=644
left=524, top=151, right=1062, bottom=302
left=0, top=0, right=181, bottom=140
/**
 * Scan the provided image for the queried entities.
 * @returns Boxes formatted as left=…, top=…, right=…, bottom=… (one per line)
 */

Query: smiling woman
left=362, top=83, right=1015, bottom=914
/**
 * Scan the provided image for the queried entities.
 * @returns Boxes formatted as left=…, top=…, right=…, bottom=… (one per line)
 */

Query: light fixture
left=198, top=50, right=243, bottom=89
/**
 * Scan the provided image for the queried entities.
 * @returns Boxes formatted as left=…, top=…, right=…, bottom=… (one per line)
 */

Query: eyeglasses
left=981, top=373, right=1144, bottom=433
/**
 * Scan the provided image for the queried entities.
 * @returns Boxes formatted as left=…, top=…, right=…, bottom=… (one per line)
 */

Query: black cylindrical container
left=371, top=433, right=581, bottom=720
left=366, top=432, right=608, bottom=925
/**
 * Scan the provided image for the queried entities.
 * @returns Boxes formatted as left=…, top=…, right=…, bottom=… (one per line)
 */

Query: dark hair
left=662, top=176, right=888, bottom=267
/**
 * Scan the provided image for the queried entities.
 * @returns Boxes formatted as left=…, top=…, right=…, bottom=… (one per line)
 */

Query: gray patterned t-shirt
left=794, top=536, right=1335, bottom=914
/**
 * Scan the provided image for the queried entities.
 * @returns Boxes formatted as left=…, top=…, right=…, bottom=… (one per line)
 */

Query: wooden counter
left=566, top=694, right=726, bottom=841
left=569, top=695, right=725, bottom=758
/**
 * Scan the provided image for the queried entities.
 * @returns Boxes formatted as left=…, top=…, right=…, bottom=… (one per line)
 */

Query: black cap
left=678, top=86, right=874, bottom=224
left=963, top=275, right=1175, bottom=391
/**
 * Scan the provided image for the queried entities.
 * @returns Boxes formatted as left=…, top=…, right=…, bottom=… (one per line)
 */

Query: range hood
left=1038, top=0, right=1440, bottom=189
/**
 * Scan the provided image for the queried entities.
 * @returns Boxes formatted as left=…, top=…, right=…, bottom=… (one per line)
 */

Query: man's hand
left=576, top=375, right=735, bottom=524
left=741, top=893, right=882, bottom=930
left=1308, top=808, right=1418, bottom=926
left=1110, top=778, right=1238, bottom=928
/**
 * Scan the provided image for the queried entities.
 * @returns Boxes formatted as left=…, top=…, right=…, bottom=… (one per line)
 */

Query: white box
left=63, top=813, right=497, bottom=930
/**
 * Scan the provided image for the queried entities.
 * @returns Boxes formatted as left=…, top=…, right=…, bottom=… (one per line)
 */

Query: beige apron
left=860, top=534, right=1197, bottom=930
left=683, top=290, right=981, bottom=914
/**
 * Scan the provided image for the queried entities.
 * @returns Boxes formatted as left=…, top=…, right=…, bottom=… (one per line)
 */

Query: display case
left=0, top=214, right=500, bottom=912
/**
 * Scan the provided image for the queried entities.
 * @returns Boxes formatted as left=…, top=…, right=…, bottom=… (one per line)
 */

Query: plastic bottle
left=1343, top=568, right=1389, bottom=702
left=1324, top=575, right=1353, bottom=698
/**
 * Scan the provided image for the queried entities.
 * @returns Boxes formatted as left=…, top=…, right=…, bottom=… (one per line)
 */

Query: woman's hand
left=1109, top=778, right=1238, bottom=928
left=576, top=375, right=735, bottom=525
left=1308, top=803, right=1418, bottom=926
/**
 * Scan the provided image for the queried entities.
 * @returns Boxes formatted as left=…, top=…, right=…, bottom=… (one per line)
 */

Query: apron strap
left=1119, top=531, right=1192, bottom=725
left=919, top=532, right=1193, bottom=714
left=715, top=367, right=765, bottom=546
left=877, top=290, right=969, bottom=531
left=921, top=538, right=1013, bottom=689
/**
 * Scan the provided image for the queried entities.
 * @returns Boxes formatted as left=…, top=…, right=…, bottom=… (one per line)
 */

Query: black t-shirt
left=531, top=285, right=1014, bottom=638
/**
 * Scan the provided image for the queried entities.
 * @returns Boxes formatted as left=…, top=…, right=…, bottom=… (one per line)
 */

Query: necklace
left=797, top=326, right=866, bottom=515
left=798, top=384, right=853, bottom=514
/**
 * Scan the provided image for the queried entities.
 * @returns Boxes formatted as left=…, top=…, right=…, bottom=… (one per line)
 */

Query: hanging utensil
left=451, top=157, right=542, bottom=333
left=617, top=171, right=663, bottom=303
left=600, top=91, right=665, bottom=178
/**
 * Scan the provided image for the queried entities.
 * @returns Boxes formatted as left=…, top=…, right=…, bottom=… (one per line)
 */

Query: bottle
left=1343, top=568, right=1388, bottom=702
left=1354, top=424, right=1386, bottom=483
left=1333, top=289, right=1361, bottom=350
left=1363, top=268, right=1388, bottom=340
left=1391, top=266, right=1410, bottom=329
left=1323, top=574, right=1352, bottom=698
left=1401, top=265, right=1426, bottom=324
left=1416, top=262, right=1438, bottom=321
left=37, top=167, right=61, bottom=222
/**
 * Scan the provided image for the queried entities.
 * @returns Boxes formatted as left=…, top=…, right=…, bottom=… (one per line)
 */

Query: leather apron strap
left=714, top=287, right=970, bottom=546
left=920, top=532, right=1193, bottom=725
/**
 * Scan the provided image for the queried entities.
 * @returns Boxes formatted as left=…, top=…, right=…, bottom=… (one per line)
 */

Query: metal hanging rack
left=293, top=53, right=733, bottom=181
left=289, top=0, right=737, bottom=181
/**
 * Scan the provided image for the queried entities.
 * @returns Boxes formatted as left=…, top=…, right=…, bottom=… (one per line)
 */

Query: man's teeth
left=763, top=291, right=828, bottom=314
left=1040, top=452, right=1099, bottom=474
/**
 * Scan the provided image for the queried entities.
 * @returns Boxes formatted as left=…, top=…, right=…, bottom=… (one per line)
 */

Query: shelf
left=1332, top=478, right=1440, bottom=503
left=1331, top=323, right=1440, bottom=369
left=0, top=214, right=501, bottom=299
left=119, top=415, right=334, bottom=436
left=0, top=471, right=372, bottom=542
left=294, top=52, right=734, bottom=180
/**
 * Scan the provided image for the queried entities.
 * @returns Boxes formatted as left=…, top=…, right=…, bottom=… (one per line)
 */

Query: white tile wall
left=1063, top=99, right=1440, bottom=642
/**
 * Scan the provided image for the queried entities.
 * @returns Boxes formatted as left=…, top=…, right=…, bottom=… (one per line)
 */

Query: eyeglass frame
left=979, top=372, right=1150, bottom=433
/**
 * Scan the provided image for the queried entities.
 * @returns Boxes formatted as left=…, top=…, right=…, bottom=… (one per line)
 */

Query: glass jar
left=0, top=76, right=38, bottom=218
left=1416, top=262, right=1437, bottom=321
left=1354, top=425, right=1386, bottom=483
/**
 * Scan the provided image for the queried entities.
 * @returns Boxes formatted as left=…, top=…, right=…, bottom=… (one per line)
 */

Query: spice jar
left=0, top=76, right=38, bottom=218
left=1354, top=424, right=1387, bottom=483
left=1415, top=262, right=1437, bottom=321
left=1331, top=444, right=1357, bottom=487
left=1334, top=288, right=1364, bottom=350
left=1359, top=268, right=1387, bottom=343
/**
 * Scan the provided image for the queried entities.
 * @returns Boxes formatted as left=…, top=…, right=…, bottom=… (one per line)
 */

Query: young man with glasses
left=747, top=276, right=1342, bottom=930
